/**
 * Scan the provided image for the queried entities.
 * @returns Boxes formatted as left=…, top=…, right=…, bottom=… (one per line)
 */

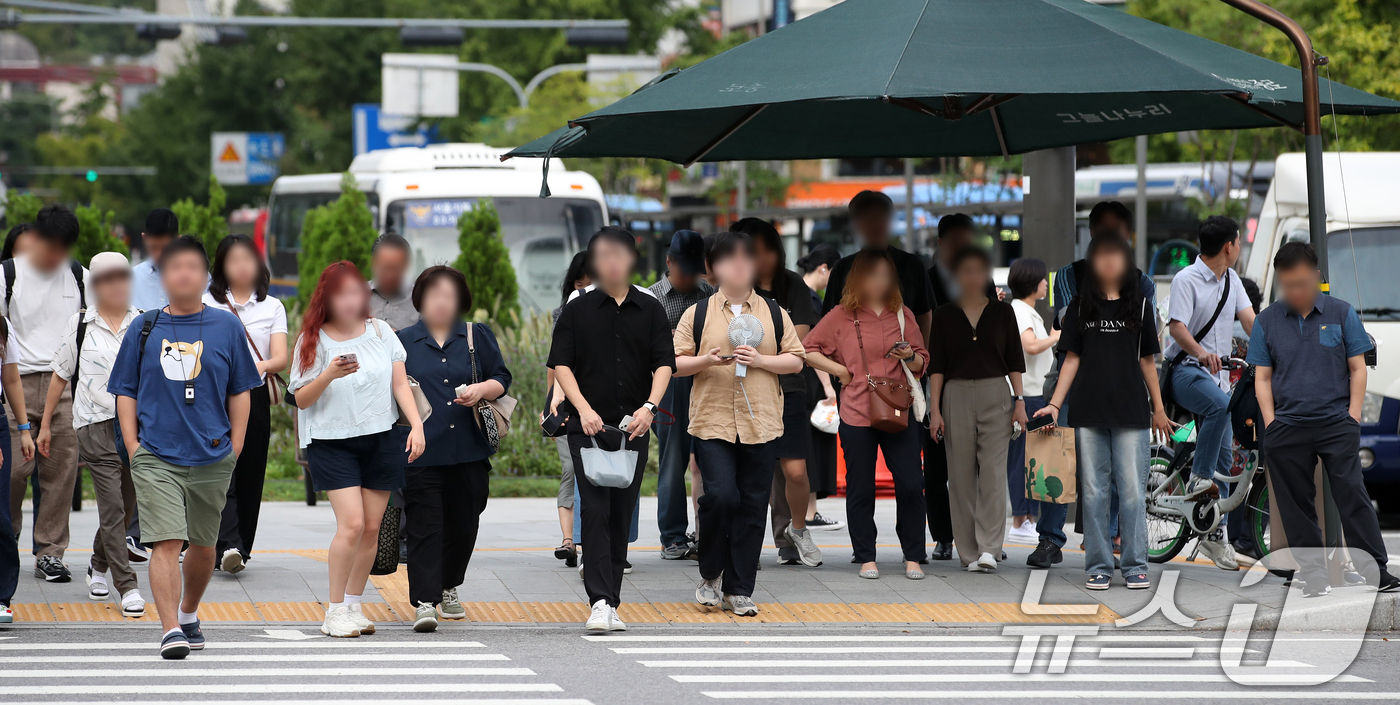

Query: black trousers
left=571, top=431, right=648, bottom=608
left=1264, top=418, right=1390, bottom=584
left=404, top=460, right=490, bottom=605
left=695, top=437, right=775, bottom=598
left=840, top=421, right=928, bottom=563
left=921, top=427, right=954, bottom=543
left=217, top=383, right=271, bottom=559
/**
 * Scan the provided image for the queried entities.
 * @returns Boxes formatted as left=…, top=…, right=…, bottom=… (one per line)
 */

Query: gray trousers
left=9, top=372, right=78, bottom=559
left=943, top=377, right=1013, bottom=566
left=78, top=419, right=138, bottom=595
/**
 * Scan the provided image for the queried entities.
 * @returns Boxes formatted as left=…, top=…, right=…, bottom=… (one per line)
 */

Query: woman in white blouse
left=290, top=261, right=425, bottom=638
left=204, top=235, right=289, bottom=576
left=1005, top=258, right=1059, bottom=544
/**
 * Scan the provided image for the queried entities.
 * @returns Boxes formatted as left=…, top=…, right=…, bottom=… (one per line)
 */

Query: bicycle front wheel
left=1147, top=446, right=1190, bottom=563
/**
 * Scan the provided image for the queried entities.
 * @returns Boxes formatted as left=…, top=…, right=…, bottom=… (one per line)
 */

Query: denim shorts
left=306, top=430, right=404, bottom=492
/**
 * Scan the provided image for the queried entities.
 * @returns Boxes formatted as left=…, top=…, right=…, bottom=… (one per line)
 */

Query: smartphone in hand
left=337, top=353, right=358, bottom=364
left=1026, top=414, right=1056, bottom=432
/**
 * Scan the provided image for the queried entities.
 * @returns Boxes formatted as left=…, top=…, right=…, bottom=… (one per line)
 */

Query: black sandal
left=555, top=539, right=578, bottom=568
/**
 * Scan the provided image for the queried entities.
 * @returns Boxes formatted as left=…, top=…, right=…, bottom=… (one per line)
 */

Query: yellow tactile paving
left=849, top=602, right=933, bottom=623
left=979, top=602, right=1065, bottom=624
left=914, top=602, right=995, bottom=622
left=781, top=602, right=865, bottom=622
left=8, top=599, right=1122, bottom=625
left=649, top=602, right=735, bottom=623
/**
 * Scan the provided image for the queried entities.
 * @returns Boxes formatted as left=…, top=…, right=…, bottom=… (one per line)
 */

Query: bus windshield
left=1328, top=227, right=1400, bottom=322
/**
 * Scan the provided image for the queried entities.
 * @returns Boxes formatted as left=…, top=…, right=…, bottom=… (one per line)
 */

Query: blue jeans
left=654, top=377, right=694, bottom=547
left=1079, top=426, right=1150, bottom=578
left=1007, top=396, right=1048, bottom=517
left=1170, top=364, right=1232, bottom=481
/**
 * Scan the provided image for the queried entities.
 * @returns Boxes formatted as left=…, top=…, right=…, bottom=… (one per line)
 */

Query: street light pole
left=1217, top=0, right=1329, bottom=284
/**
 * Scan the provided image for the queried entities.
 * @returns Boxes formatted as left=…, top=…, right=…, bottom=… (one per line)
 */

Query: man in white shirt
left=130, top=208, right=179, bottom=312
left=1, top=205, right=90, bottom=583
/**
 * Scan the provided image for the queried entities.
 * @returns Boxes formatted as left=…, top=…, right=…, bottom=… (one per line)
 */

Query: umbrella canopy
left=505, top=0, right=1399, bottom=171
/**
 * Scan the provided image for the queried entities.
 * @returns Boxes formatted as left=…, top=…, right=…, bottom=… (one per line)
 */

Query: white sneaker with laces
left=1183, top=476, right=1218, bottom=499
left=606, top=605, right=627, bottom=631
left=86, top=567, right=109, bottom=600
left=1198, top=530, right=1239, bottom=571
left=220, top=548, right=245, bottom=574
left=320, top=605, right=360, bottom=638
left=348, top=603, right=376, bottom=634
left=967, top=552, right=998, bottom=573
left=1006, top=522, right=1038, bottom=543
left=120, top=589, right=146, bottom=618
left=586, top=599, right=610, bottom=631
left=784, top=523, right=823, bottom=567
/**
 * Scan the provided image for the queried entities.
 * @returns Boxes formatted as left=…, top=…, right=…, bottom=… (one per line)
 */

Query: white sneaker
left=586, top=599, right=610, bottom=631
left=606, top=605, right=627, bottom=631
left=120, top=589, right=146, bottom=618
left=1198, top=530, right=1239, bottom=571
left=220, top=548, right=245, bottom=574
left=348, top=603, right=376, bottom=634
left=1006, top=522, right=1038, bottom=543
left=320, top=605, right=360, bottom=638
left=1183, top=476, right=1218, bottom=499
left=0, top=603, right=11, bottom=623
left=85, top=567, right=109, bottom=601
left=967, top=552, right=998, bottom=573
left=784, top=523, right=824, bottom=567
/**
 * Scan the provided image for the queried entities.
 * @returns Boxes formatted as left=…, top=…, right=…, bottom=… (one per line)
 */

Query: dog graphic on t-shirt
left=160, top=339, right=203, bottom=381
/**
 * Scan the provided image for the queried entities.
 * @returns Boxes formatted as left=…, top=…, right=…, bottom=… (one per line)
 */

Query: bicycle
left=1145, top=357, right=1274, bottom=565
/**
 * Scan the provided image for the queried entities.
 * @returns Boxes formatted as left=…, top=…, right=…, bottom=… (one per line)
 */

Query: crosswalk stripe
left=672, top=674, right=1372, bottom=684
left=0, top=654, right=510, bottom=664
left=636, top=658, right=1277, bottom=668
left=584, top=635, right=1211, bottom=642
left=0, top=641, right=486, bottom=651
left=0, top=701, right=591, bottom=705
left=699, top=691, right=1400, bottom=700
left=611, top=646, right=1239, bottom=655
left=0, top=684, right=563, bottom=696
left=0, top=667, right=536, bottom=678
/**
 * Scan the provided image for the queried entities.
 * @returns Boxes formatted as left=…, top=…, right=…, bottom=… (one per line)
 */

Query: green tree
left=73, top=205, right=129, bottom=267
left=170, top=176, right=231, bottom=259
left=297, top=173, right=376, bottom=304
left=2, top=192, right=44, bottom=229
left=452, top=199, right=518, bottom=321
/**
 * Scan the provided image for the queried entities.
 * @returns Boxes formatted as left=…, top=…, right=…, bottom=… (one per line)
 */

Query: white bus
left=266, top=143, right=609, bottom=311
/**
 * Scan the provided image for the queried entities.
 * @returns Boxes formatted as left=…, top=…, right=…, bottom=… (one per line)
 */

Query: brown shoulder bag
left=854, top=316, right=914, bottom=433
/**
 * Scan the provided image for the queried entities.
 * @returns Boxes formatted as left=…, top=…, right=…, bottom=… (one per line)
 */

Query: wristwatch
left=642, top=401, right=658, bottom=415
left=16, top=423, right=30, bottom=431
left=1013, top=395, right=1025, bottom=402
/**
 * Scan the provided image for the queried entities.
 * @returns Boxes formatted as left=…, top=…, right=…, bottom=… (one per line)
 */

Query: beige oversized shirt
left=673, top=290, right=805, bottom=444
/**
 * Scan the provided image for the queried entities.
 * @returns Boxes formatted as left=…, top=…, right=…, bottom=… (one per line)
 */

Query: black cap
left=668, top=229, right=706, bottom=276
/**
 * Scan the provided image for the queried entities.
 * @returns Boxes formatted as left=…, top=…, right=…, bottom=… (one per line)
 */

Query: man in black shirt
left=548, top=228, right=675, bottom=632
left=822, top=191, right=934, bottom=345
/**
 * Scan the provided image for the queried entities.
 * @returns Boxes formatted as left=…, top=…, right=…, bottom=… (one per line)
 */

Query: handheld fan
left=727, top=313, right=765, bottom=378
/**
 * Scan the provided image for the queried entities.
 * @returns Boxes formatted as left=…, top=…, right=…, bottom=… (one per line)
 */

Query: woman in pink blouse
left=804, top=250, right=929, bottom=580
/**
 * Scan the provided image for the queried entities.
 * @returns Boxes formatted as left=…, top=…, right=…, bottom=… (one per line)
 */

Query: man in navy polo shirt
left=1247, top=241, right=1398, bottom=596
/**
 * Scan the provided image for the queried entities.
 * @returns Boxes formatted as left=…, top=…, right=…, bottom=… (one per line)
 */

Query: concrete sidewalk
left=11, top=497, right=1399, bottom=630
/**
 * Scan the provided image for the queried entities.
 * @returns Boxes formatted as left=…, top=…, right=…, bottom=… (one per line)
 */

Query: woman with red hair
left=290, top=261, right=425, bottom=638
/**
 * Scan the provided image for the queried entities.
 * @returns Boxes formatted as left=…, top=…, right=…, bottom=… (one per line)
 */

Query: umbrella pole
left=1217, top=0, right=1328, bottom=284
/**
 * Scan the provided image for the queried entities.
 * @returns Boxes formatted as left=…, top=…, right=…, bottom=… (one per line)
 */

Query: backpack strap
left=2, top=258, right=14, bottom=315
left=691, top=293, right=712, bottom=353
left=71, top=311, right=88, bottom=392
left=69, top=259, right=86, bottom=311
left=755, top=293, right=785, bottom=346
left=136, top=308, right=161, bottom=368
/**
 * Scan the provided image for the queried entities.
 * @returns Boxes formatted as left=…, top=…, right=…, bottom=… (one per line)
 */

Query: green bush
left=170, top=176, right=229, bottom=259
left=73, top=204, right=129, bottom=266
left=2, top=191, right=43, bottom=228
left=297, top=173, right=375, bottom=306
left=453, top=199, right=518, bottom=323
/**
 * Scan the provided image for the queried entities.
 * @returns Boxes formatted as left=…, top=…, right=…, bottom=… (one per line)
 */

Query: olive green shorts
left=130, top=447, right=237, bottom=547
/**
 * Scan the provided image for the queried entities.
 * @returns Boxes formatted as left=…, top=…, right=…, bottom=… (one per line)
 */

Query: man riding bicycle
left=1162, top=216, right=1255, bottom=570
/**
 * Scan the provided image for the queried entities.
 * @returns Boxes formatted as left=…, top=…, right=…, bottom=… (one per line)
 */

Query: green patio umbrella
left=505, top=0, right=1399, bottom=190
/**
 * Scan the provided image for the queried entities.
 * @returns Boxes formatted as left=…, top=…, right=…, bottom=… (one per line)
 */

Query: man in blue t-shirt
left=109, top=236, right=262, bottom=659
left=1247, top=242, right=1397, bottom=595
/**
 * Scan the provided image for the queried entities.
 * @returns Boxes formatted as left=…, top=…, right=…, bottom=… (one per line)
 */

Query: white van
left=1244, top=152, right=1400, bottom=490
left=266, top=143, right=609, bottom=311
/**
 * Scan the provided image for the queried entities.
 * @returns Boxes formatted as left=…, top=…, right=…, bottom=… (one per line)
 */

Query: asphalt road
left=3, top=623, right=1400, bottom=705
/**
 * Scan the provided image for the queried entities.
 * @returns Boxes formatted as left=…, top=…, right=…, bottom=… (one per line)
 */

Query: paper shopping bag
left=1025, top=427, right=1077, bottom=504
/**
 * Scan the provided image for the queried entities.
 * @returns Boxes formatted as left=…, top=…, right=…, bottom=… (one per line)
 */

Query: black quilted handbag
left=370, top=502, right=402, bottom=575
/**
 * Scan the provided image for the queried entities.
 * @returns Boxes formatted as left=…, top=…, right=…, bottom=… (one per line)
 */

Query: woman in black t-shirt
left=1033, top=237, right=1172, bottom=593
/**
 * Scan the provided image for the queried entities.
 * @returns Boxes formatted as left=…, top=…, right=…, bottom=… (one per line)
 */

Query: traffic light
left=85, top=170, right=98, bottom=183
left=399, top=27, right=464, bottom=47
left=136, top=24, right=182, bottom=41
